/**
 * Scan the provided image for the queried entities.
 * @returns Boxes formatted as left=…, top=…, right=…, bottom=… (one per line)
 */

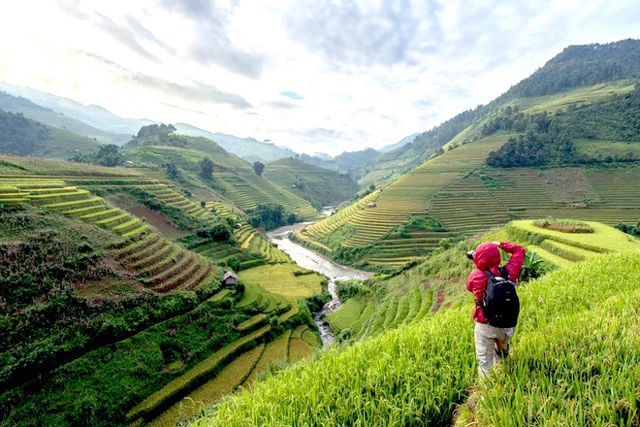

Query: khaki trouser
left=474, top=321, right=515, bottom=376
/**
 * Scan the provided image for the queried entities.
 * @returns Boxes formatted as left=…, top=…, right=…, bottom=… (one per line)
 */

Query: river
left=267, top=221, right=373, bottom=346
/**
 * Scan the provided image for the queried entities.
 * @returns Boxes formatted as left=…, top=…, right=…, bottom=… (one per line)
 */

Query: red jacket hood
left=473, top=242, right=501, bottom=270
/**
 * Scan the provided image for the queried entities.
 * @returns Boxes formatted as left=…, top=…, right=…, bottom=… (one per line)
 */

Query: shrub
left=533, top=218, right=594, bottom=233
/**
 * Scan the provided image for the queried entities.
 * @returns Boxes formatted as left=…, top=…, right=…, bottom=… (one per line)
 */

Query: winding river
left=267, top=221, right=373, bottom=346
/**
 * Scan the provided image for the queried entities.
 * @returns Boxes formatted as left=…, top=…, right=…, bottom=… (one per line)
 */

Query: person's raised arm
left=498, top=242, right=526, bottom=282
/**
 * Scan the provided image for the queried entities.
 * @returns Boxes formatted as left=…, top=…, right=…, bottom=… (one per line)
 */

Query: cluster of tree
left=615, top=221, right=640, bottom=237
left=0, top=109, right=49, bottom=156
left=253, top=161, right=265, bottom=176
left=481, top=107, right=552, bottom=137
left=487, top=130, right=576, bottom=168
left=70, top=144, right=125, bottom=167
left=164, top=162, right=181, bottom=180
left=247, top=203, right=296, bottom=230
left=126, top=123, right=188, bottom=148
left=559, top=84, right=640, bottom=141
left=199, top=157, right=214, bottom=179
left=486, top=84, right=640, bottom=167
left=136, top=123, right=176, bottom=138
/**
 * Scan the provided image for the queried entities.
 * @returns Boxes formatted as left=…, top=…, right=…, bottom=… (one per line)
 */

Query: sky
left=0, top=0, right=638, bottom=156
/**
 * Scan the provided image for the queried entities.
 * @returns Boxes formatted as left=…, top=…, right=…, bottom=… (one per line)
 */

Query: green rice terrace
left=122, top=136, right=319, bottom=222
left=294, top=135, right=640, bottom=269
left=189, top=219, right=640, bottom=426
left=326, top=219, right=640, bottom=342
left=0, top=156, right=327, bottom=426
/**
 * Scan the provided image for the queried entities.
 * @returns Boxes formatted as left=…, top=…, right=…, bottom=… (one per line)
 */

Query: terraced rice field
left=148, top=324, right=319, bottom=426
left=296, top=135, right=640, bottom=269
left=0, top=176, right=221, bottom=293
left=296, top=135, right=509, bottom=266
left=215, top=172, right=317, bottom=219
left=505, top=219, right=639, bottom=267
left=130, top=282, right=319, bottom=426
left=428, top=166, right=640, bottom=241
left=330, top=285, right=438, bottom=338
left=233, top=224, right=291, bottom=267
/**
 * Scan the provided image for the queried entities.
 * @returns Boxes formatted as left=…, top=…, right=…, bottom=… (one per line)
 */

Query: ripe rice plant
left=191, top=305, right=477, bottom=426
left=191, top=249, right=640, bottom=427
left=470, top=250, right=640, bottom=426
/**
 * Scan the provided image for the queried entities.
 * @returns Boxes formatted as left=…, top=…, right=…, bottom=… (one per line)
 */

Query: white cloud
left=0, top=0, right=638, bottom=156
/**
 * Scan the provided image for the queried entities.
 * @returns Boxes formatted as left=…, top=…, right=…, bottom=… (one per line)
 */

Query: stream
left=267, top=219, right=373, bottom=346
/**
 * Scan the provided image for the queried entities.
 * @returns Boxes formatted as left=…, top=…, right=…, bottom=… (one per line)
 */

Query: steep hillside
left=122, top=129, right=319, bottom=221
left=358, top=39, right=640, bottom=185
left=175, top=123, right=297, bottom=163
left=263, top=157, right=361, bottom=208
left=295, top=40, right=640, bottom=270
left=501, top=38, right=640, bottom=100
left=0, top=91, right=128, bottom=145
left=0, top=82, right=154, bottom=134
left=192, top=223, right=640, bottom=426
left=0, top=108, right=101, bottom=159
left=0, top=156, right=324, bottom=426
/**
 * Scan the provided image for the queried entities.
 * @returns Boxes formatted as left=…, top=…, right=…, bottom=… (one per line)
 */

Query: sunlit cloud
left=0, top=0, right=637, bottom=156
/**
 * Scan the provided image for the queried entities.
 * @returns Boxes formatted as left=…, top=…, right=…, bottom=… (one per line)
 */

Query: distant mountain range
left=173, top=123, right=298, bottom=164
left=0, top=82, right=154, bottom=136
left=0, top=90, right=130, bottom=146
left=0, top=81, right=419, bottom=167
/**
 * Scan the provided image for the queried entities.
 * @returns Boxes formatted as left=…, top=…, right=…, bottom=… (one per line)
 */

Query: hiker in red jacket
left=466, top=241, right=525, bottom=376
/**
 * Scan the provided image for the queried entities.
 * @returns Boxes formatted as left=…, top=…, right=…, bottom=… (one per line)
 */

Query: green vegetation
left=615, top=219, right=640, bottom=237
left=238, top=264, right=326, bottom=300
left=246, top=203, right=295, bottom=230
left=4, top=39, right=640, bottom=427
left=0, top=157, right=323, bottom=426
left=0, top=109, right=49, bottom=155
left=532, top=218, right=594, bottom=233
left=71, top=144, right=125, bottom=167
left=500, top=39, right=640, bottom=99
left=486, top=83, right=640, bottom=168
left=263, top=157, right=360, bottom=208
left=191, top=222, right=640, bottom=426
left=459, top=251, right=640, bottom=426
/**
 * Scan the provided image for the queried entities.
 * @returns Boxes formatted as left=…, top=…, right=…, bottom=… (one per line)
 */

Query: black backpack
left=482, top=267, right=520, bottom=328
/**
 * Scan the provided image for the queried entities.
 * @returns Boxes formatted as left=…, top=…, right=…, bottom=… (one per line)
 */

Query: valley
left=1, top=38, right=640, bottom=426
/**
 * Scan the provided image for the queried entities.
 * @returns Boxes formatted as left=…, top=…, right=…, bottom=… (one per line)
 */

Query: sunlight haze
left=1, top=0, right=638, bottom=155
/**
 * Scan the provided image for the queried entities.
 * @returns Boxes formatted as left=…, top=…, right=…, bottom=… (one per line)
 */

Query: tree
left=164, top=162, right=180, bottom=180
left=253, top=161, right=265, bottom=176
left=95, top=144, right=124, bottom=167
left=199, top=157, right=214, bottom=180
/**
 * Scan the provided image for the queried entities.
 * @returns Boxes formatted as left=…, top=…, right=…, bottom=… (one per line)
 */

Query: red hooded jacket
left=466, top=241, right=526, bottom=323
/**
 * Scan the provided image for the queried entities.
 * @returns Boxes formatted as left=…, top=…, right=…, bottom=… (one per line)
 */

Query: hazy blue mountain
left=0, top=82, right=154, bottom=135
left=380, top=133, right=419, bottom=153
left=0, top=91, right=129, bottom=145
left=174, top=123, right=297, bottom=163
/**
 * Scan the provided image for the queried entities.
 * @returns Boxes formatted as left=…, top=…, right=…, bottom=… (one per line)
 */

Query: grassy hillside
left=0, top=156, right=325, bottom=426
left=263, top=157, right=360, bottom=208
left=294, top=80, right=640, bottom=270
left=174, top=124, right=297, bottom=164
left=191, top=223, right=640, bottom=426
left=0, top=108, right=102, bottom=159
left=123, top=134, right=320, bottom=221
left=326, top=219, right=638, bottom=341
left=0, top=91, right=128, bottom=145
